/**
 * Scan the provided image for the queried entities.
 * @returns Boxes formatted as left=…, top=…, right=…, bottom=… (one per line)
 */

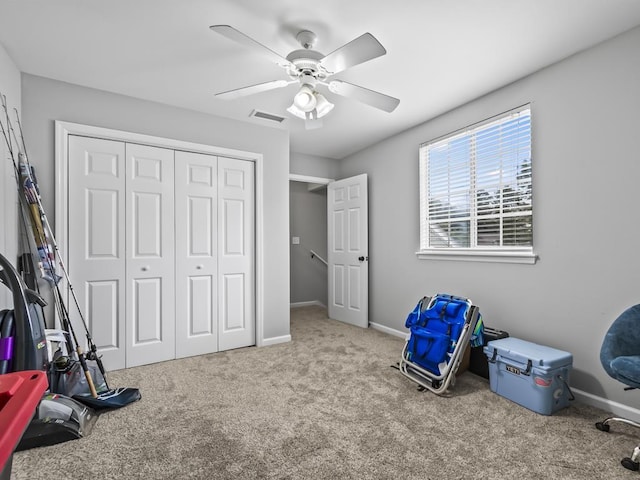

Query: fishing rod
left=20, top=165, right=98, bottom=396
left=2, top=97, right=73, bottom=351
left=0, top=96, right=42, bottom=292
left=1, top=97, right=58, bottom=284
left=11, top=107, right=111, bottom=390
left=0, top=96, right=100, bottom=396
left=2, top=98, right=141, bottom=409
left=51, top=282, right=98, bottom=397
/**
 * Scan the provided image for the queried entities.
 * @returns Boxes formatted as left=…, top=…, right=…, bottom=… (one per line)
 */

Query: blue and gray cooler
left=483, top=337, right=573, bottom=415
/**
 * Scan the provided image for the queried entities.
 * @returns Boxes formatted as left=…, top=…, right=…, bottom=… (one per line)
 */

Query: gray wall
left=0, top=43, right=20, bottom=309
left=289, top=181, right=328, bottom=306
left=339, top=26, right=640, bottom=407
left=20, top=73, right=291, bottom=342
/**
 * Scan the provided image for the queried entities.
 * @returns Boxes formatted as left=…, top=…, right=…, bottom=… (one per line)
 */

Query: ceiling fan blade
left=210, top=25, right=291, bottom=67
left=328, top=80, right=400, bottom=113
left=320, top=33, right=387, bottom=74
left=215, top=79, right=291, bottom=100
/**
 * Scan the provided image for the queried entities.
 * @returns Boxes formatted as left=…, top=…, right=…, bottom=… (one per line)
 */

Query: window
left=418, top=105, right=536, bottom=263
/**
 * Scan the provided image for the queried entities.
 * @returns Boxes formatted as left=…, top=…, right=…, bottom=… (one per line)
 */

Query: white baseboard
left=290, top=300, right=326, bottom=308
left=261, top=334, right=292, bottom=347
left=369, top=321, right=408, bottom=340
left=571, top=387, right=640, bottom=423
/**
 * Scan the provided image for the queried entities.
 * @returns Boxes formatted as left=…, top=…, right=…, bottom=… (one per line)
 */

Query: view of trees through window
left=421, top=107, right=532, bottom=250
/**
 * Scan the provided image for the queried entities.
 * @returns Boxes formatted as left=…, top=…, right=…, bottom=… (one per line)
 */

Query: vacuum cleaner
left=0, top=253, right=97, bottom=450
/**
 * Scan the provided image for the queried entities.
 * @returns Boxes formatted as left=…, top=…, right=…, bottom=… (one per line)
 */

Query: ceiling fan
left=209, top=25, right=400, bottom=129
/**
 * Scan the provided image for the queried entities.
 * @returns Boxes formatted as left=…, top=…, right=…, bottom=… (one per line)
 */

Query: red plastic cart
left=0, top=371, right=48, bottom=480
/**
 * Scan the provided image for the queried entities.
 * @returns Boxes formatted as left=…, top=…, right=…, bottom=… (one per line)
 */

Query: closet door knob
left=141, top=265, right=150, bottom=271
left=196, top=265, right=203, bottom=270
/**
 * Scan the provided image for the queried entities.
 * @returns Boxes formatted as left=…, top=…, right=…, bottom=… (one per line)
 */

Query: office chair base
left=595, top=416, right=640, bottom=431
left=596, top=418, right=640, bottom=471
left=621, top=457, right=639, bottom=471
left=621, top=446, right=640, bottom=471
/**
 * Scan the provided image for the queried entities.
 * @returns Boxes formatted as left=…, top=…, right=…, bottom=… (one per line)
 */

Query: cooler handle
left=488, top=347, right=532, bottom=376
left=558, top=374, right=575, bottom=401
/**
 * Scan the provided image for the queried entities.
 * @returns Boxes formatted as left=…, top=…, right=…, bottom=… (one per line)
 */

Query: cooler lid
left=485, top=337, right=572, bottom=369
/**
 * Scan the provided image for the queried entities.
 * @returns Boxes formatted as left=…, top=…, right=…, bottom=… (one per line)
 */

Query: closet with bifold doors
left=67, top=135, right=255, bottom=371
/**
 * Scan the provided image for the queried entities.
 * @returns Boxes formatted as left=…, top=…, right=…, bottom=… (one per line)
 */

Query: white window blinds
left=419, top=106, right=532, bottom=254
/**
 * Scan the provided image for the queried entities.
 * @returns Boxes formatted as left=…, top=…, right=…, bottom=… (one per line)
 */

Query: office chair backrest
left=600, top=304, right=640, bottom=388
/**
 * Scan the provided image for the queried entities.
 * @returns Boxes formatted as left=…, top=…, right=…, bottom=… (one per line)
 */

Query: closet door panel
left=175, top=151, right=218, bottom=358
left=68, top=135, right=126, bottom=371
left=218, top=157, right=255, bottom=351
left=125, top=143, right=175, bottom=367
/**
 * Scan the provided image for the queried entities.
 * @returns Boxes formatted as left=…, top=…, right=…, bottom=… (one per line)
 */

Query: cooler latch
left=489, top=348, right=498, bottom=363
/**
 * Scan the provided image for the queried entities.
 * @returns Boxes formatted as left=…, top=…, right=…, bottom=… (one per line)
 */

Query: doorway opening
left=289, top=174, right=331, bottom=309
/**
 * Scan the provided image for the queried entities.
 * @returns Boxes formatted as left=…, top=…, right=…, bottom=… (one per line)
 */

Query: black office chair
left=595, top=304, right=640, bottom=471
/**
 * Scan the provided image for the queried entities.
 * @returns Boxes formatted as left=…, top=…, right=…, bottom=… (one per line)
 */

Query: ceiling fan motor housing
left=286, top=49, right=328, bottom=80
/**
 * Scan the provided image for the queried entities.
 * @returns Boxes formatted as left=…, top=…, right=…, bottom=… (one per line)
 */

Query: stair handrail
left=309, top=249, right=328, bottom=266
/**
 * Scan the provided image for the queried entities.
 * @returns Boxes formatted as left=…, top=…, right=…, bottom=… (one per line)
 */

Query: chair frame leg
left=599, top=416, right=640, bottom=430
left=595, top=416, right=640, bottom=471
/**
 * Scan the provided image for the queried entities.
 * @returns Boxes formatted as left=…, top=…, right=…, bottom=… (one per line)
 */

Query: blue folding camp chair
left=399, top=293, right=483, bottom=395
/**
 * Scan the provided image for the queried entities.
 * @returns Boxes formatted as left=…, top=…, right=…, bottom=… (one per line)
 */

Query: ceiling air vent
left=249, top=109, right=287, bottom=124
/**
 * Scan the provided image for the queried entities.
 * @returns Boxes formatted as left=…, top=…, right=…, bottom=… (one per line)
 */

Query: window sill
left=416, top=249, right=538, bottom=264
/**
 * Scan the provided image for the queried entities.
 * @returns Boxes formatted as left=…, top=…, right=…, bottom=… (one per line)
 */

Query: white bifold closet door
left=217, top=156, right=255, bottom=351
left=125, top=143, right=176, bottom=367
left=174, top=150, right=218, bottom=358
left=68, top=135, right=255, bottom=371
left=68, top=136, right=127, bottom=370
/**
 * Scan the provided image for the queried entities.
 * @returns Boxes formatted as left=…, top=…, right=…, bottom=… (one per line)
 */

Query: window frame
left=417, top=105, right=537, bottom=264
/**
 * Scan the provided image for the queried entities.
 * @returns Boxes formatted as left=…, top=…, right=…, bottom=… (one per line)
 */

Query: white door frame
left=54, top=121, right=266, bottom=347
left=288, top=174, right=334, bottom=186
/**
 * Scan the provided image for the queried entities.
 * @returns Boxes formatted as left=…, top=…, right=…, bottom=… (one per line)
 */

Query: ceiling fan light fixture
left=286, top=103, right=306, bottom=119
left=288, top=90, right=334, bottom=123
left=314, top=93, right=334, bottom=118
left=293, top=84, right=317, bottom=112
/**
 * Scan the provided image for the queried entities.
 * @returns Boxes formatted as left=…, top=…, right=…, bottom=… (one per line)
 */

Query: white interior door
left=175, top=150, right=218, bottom=358
left=68, top=136, right=126, bottom=370
left=218, top=157, right=255, bottom=350
left=125, top=143, right=176, bottom=367
left=327, top=174, right=369, bottom=328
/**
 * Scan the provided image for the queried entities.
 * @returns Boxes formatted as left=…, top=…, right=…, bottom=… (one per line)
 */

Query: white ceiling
left=1, top=0, right=640, bottom=159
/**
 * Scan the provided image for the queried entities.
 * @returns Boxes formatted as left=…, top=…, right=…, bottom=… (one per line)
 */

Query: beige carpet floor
left=9, top=305, right=640, bottom=479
